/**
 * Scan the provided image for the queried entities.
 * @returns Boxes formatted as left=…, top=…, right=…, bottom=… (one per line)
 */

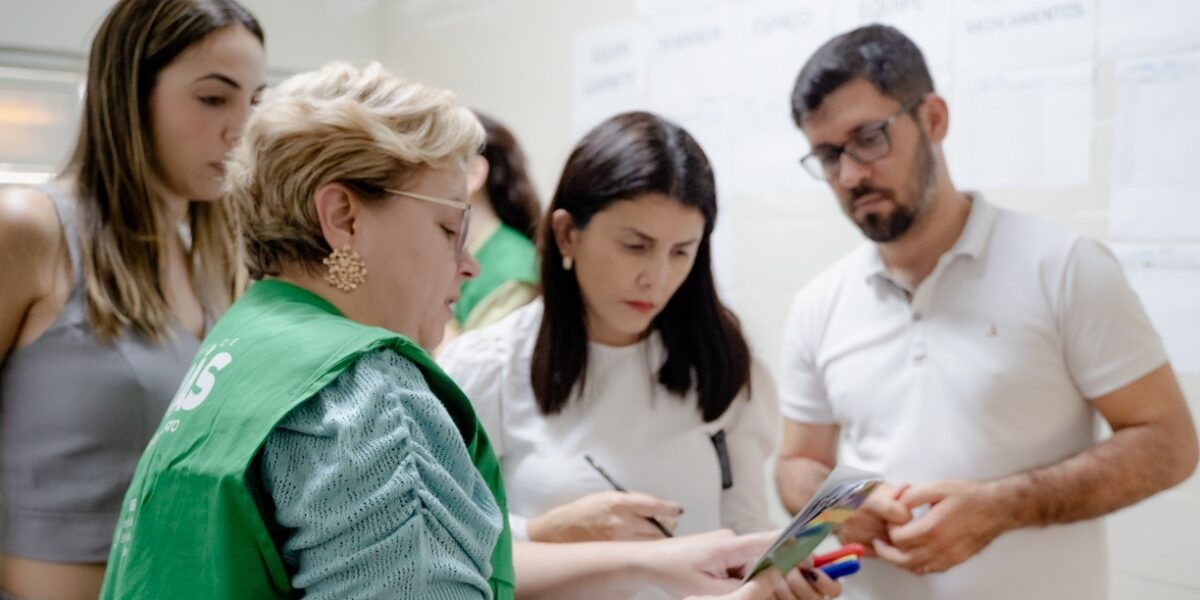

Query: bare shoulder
left=0, top=186, right=62, bottom=247
left=0, top=185, right=68, bottom=354
left=0, top=185, right=64, bottom=284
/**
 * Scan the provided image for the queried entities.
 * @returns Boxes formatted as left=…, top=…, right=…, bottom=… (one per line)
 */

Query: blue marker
left=820, top=558, right=861, bottom=580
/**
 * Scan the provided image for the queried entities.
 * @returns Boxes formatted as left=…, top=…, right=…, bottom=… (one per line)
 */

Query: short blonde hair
left=226, top=61, right=484, bottom=278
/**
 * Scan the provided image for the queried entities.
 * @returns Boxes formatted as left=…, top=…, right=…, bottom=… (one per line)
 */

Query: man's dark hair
left=791, top=24, right=934, bottom=126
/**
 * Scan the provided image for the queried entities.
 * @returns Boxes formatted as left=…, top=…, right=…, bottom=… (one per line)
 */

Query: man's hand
left=835, top=483, right=912, bottom=556
left=872, top=480, right=1010, bottom=574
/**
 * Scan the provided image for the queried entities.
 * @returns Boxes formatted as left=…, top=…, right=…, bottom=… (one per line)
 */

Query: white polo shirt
left=780, top=196, right=1167, bottom=600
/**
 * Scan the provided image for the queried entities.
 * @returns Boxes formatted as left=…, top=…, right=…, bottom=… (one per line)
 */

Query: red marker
left=812, top=544, right=866, bottom=568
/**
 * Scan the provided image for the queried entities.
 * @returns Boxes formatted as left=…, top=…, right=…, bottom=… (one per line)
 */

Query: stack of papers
left=744, top=465, right=882, bottom=581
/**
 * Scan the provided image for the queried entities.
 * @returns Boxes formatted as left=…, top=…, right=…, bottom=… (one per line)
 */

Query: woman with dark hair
left=451, top=112, right=541, bottom=334
left=0, top=0, right=264, bottom=597
left=441, top=111, right=781, bottom=596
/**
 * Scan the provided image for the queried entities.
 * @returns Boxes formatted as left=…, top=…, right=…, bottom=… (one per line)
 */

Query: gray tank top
left=0, top=184, right=203, bottom=562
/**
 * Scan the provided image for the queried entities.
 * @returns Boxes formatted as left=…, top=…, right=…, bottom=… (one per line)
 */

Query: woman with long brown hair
left=0, top=1, right=265, bottom=597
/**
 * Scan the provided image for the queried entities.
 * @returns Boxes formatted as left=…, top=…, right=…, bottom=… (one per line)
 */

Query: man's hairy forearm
left=776, top=457, right=832, bottom=515
left=989, top=423, right=1196, bottom=530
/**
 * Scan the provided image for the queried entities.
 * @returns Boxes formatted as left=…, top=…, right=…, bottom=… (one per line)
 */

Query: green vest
left=100, top=280, right=515, bottom=599
left=455, top=224, right=537, bottom=325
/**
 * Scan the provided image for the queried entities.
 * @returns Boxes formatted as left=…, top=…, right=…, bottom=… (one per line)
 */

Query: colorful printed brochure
left=744, top=465, right=882, bottom=581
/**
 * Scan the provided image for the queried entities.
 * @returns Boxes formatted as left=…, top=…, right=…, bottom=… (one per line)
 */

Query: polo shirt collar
left=862, top=192, right=998, bottom=286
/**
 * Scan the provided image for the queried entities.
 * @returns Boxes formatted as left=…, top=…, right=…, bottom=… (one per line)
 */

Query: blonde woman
left=0, top=0, right=265, bottom=598
left=100, top=61, right=839, bottom=600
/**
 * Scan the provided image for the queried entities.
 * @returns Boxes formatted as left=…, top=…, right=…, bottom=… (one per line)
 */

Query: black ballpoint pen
left=583, top=454, right=675, bottom=538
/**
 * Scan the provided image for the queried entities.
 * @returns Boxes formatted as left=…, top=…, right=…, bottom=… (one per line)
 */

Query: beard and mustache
left=845, top=133, right=937, bottom=243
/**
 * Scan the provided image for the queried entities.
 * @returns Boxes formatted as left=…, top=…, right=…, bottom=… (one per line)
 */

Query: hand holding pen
left=583, top=454, right=679, bottom=538
left=523, top=456, right=683, bottom=542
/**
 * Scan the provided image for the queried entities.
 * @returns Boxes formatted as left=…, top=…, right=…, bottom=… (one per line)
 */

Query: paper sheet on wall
left=1113, top=244, right=1200, bottom=375
left=729, top=94, right=824, bottom=200
left=952, top=0, right=1096, bottom=73
left=730, top=0, right=836, bottom=99
left=572, top=21, right=652, bottom=139
left=1110, top=51, right=1200, bottom=241
left=722, top=0, right=834, bottom=199
left=1099, top=0, right=1200, bottom=58
left=653, top=98, right=739, bottom=295
left=943, top=63, right=1093, bottom=189
left=834, top=0, right=953, bottom=71
left=644, top=3, right=736, bottom=294
left=646, top=4, right=731, bottom=107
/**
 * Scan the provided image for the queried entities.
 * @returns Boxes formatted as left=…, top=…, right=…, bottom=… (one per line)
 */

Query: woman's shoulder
left=340, top=347, right=432, bottom=401
left=0, top=186, right=67, bottom=312
left=441, top=299, right=542, bottom=369
left=479, top=225, right=537, bottom=283
left=284, top=348, right=442, bottom=436
left=0, top=186, right=63, bottom=257
left=714, top=355, right=779, bottom=422
left=438, top=300, right=542, bottom=419
left=489, top=224, right=537, bottom=254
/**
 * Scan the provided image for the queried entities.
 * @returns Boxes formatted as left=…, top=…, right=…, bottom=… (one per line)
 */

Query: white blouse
left=439, top=300, right=779, bottom=543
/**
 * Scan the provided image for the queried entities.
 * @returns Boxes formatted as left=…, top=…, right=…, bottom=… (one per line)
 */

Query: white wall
left=381, top=1, right=1200, bottom=598
left=379, top=0, right=636, bottom=206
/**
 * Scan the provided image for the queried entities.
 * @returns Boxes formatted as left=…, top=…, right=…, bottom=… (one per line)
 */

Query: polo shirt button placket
left=911, top=309, right=927, bottom=364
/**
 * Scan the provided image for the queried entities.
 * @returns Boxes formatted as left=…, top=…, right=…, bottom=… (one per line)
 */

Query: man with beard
left=774, top=24, right=1197, bottom=600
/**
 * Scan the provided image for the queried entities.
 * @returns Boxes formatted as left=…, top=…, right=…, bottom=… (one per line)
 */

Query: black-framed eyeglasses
left=799, top=95, right=926, bottom=181
left=383, top=188, right=472, bottom=257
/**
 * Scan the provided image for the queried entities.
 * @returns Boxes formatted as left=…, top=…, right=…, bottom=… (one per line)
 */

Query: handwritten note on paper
left=953, top=0, right=1096, bottom=73
left=1099, top=0, right=1200, bottom=58
left=1111, top=51, right=1200, bottom=241
left=1113, top=244, right=1200, bottom=375
left=834, top=0, right=953, bottom=71
left=571, top=21, right=652, bottom=139
left=945, top=63, right=1093, bottom=189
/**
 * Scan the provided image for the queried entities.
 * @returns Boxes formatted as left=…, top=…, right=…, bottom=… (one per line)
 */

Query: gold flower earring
left=324, top=245, right=368, bottom=292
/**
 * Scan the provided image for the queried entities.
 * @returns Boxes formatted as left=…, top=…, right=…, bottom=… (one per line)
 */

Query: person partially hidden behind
left=774, top=24, right=1199, bottom=600
left=449, top=112, right=541, bottom=335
